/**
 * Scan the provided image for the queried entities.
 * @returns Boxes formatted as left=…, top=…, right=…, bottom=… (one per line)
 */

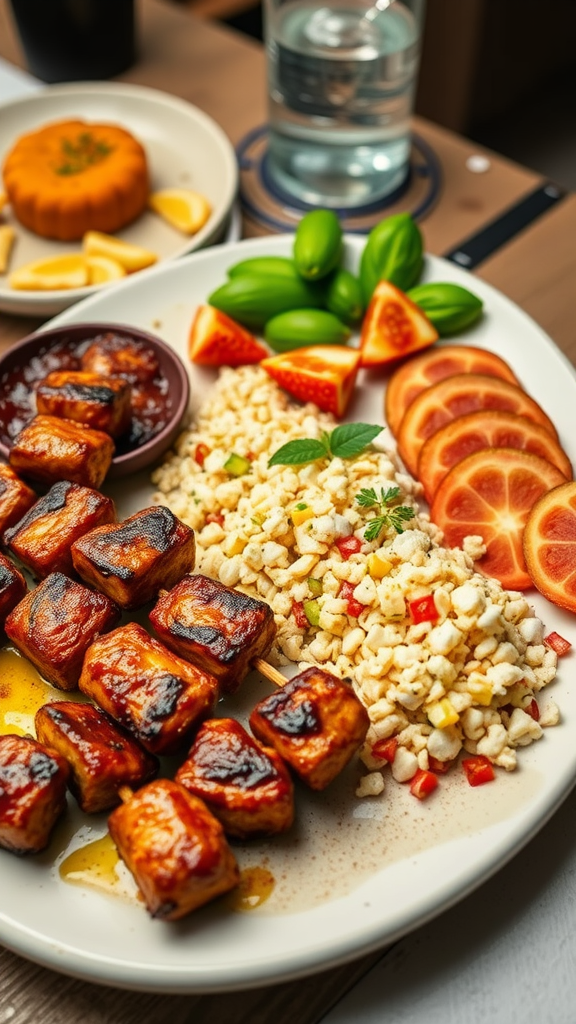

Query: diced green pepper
left=224, top=452, right=251, bottom=477
left=307, top=578, right=323, bottom=598
left=303, top=599, right=321, bottom=626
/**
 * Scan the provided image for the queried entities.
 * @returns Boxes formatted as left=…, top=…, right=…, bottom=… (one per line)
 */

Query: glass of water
left=263, top=0, right=426, bottom=209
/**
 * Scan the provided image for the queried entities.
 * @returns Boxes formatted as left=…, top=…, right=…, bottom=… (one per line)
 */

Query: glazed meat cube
left=79, top=622, right=218, bottom=755
left=0, top=464, right=36, bottom=534
left=4, top=480, right=116, bottom=580
left=108, top=779, right=239, bottom=920
left=249, top=667, right=370, bottom=790
left=80, top=332, right=159, bottom=385
left=0, top=551, right=27, bottom=625
left=149, top=574, right=276, bottom=694
left=5, top=572, right=121, bottom=690
left=176, top=717, right=294, bottom=839
left=35, top=701, right=158, bottom=813
left=0, top=733, right=70, bottom=854
left=71, top=505, right=196, bottom=610
left=36, top=370, right=132, bottom=438
left=9, top=414, right=115, bottom=489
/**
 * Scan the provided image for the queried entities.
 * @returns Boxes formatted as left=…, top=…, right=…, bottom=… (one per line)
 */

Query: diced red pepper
left=205, top=511, right=225, bottom=527
left=524, top=698, right=540, bottom=722
left=408, top=594, right=439, bottom=624
left=335, top=535, right=363, bottom=560
left=544, top=631, right=572, bottom=656
left=462, top=755, right=495, bottom=787
left=409, top=768, right=439, bottom=800
left=194, top=442, right=211, bottom=466
left=292, top=600, right=308, bottom=629
left=428, top=755, right=453, bottom=775
left=339, top=580, right=364, bottom=618
left=372, top=737, right=398, bottom=763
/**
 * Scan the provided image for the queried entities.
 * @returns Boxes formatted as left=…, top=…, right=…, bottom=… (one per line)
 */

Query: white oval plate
left=0, top=82, right=238, bottom=316
left=1, top=236, right=576, bottom=994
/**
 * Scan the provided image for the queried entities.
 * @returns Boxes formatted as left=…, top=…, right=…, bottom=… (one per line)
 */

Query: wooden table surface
left=0, top=1, right=575, bottom=1021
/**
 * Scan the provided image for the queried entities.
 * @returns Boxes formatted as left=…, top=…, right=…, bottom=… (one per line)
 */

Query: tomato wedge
left=430, top=448, right=567, bottom=590
left=189, top=305, right=269, bottom=366
left=396, top=373, right=558, bottom=478
left=359, top=280, right=438, bottom=368
left=385, top=344, right=519, bottom=436
left=523, top=480, right=576, bottom=612
left=261, top=345, right=361, bottom=417
left=418, top=410, right=572, bottom=503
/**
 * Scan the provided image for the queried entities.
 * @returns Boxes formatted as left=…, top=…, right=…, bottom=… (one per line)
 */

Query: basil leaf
left=329, top=422, right=383, bottom=459
left=268, top=438, right=329, bottom=467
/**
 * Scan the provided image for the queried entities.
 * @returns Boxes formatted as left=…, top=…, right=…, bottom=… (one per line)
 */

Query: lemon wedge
left=148, top=188, right=211, bottom=235
left=85, top=254, right=127, bottom=284
left=0, top=225, right=16, bottom=274
left=8, top=254, right=88, bottom=291
left=83, top=231, right=158, bottom=272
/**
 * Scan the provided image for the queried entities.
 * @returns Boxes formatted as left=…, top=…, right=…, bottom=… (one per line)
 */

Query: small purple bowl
left=0, top=322, right=190, bottom=479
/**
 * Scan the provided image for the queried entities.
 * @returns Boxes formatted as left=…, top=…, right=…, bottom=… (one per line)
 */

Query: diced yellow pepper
left=466, top=675, right=494, bottom=706
left=223, top=534, right=246, bottom=556
left=367, top=552, right=392, bottom=578
left=427, top=698, right=459, bottom=729
left=291, top=504, right=314, bottom=526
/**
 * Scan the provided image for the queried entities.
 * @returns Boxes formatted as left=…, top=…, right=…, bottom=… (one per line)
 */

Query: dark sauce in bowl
left=0, top=331, right=172, bottom=458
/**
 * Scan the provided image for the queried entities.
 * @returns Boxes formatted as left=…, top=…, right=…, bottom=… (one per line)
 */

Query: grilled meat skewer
left=9, top=414, right=114, bottom=489
left=149, top=574, right=370, bottom=789
left=175, top=717, right=294, bottom=839
left=71, top=506, right=196, bottom=610
left=78, top=622, right=219, bottom=756
left=108, top=779, right=240, bottom=920
left=4, top=480, right=116, bottom=580
left=35, top=701, right=158, bottom=813
left=36, top=370, right=132, bottom=439
left=149, top=573, right=276, bottom=694
left=5, top=572, right=120, bottom=691
left=0, top=733, right=70, bottom=854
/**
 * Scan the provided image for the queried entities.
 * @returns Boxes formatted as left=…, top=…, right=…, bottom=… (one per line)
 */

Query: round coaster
left=236, top=125, right=442, bottom=235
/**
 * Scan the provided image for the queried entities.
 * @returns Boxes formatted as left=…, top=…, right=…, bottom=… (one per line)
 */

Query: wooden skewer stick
left=252, top=656, right=287, bottom=688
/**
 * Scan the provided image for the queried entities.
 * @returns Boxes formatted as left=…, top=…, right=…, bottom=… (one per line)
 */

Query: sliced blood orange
left=523, top=481, right=576, bottom=611
left=430, top=448, right=567, bottom=590
left=385, top=345, right=519, bottom=436
left=261, top=345, right=361, bottom=417
left=396, top=373, right=558, bottom=478
left=189, top=305, right=268, bottom=366
left=418, top=410, right=572, bottom=503
left=359, top=280, right=438, bottom=368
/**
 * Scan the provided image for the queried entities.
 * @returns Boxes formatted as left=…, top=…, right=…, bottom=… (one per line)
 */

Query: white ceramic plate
left=1, top=236, right=576, bottom=994
left=0, top=82, right=238, bottom=316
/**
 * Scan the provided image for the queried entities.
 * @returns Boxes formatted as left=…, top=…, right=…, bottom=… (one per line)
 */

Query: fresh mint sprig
left=356, top=486, right=415, bottom=541
left=268, top=423, right=383, bottom=467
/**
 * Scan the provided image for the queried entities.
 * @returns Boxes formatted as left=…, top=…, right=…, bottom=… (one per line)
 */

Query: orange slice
left=418, top=409, right=572, bottom=503
left=82, top=231, right=157, bottom=272
left=385, top=344, right=519, bottom=436
left=148, top=189, right=211, bottom=235
left=85, top=254, right=127, bottom=284
left=396, top=373, right=557, bottom=478
left=430, top=448, right=567, bottom=590
left=524, top=481, right=576, bottom=611
left=8, top=253, right=88, bottom=290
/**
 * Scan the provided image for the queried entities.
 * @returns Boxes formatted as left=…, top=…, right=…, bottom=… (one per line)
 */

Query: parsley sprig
left=268, top=423, right=383, bottom=467
left=356, top=486, right=415, bottom=542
